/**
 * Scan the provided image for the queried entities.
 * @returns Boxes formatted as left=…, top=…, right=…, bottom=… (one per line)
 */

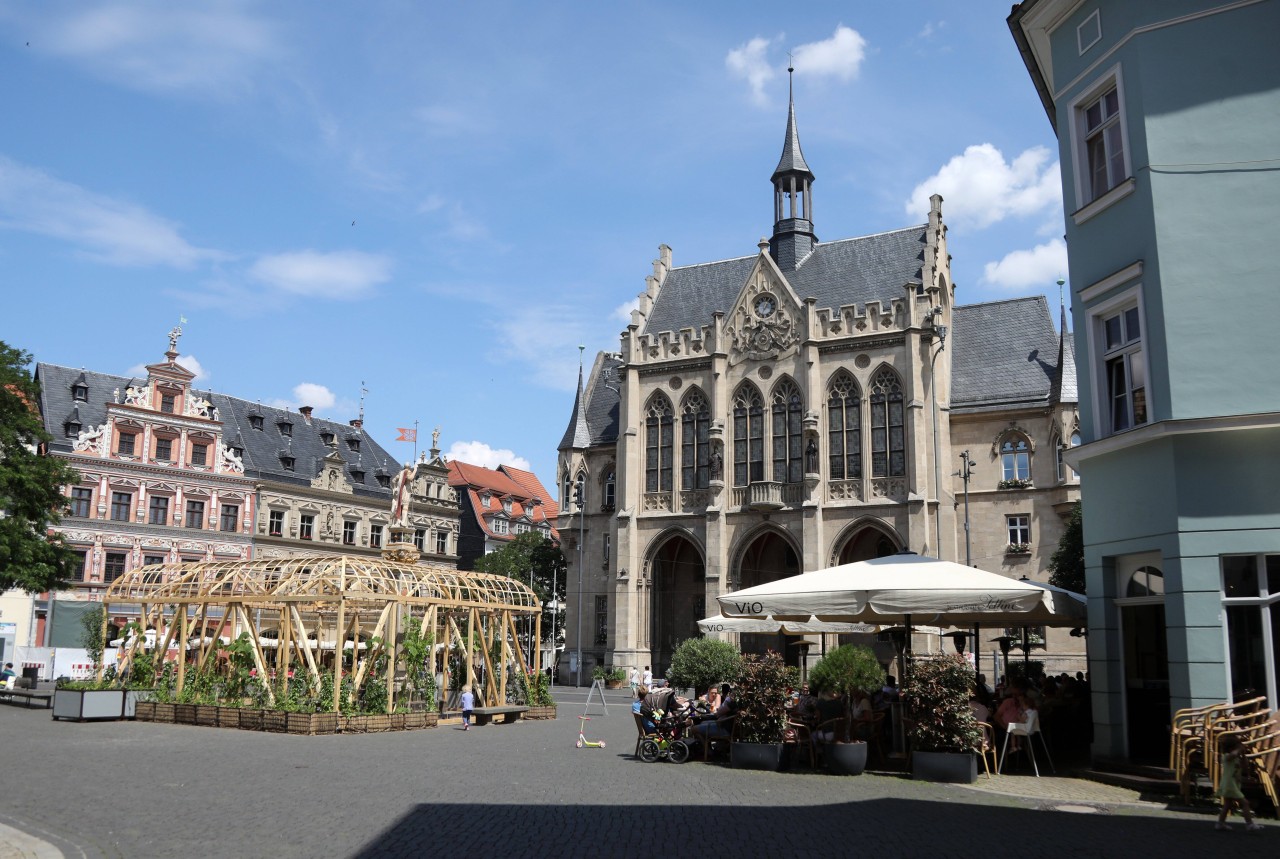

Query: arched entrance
left=735, top=530, right=801, bottom=660
left=836, top=522, right=901, bottom=565
left=649, top=534, right=705, bottom=677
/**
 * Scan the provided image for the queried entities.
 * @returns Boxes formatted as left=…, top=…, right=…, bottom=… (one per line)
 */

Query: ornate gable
left=311, top=449, right=353, bottom=494
left=724, top=249, right=802, bottom=367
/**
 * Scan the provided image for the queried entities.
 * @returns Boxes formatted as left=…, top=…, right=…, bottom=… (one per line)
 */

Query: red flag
left=395, top=428, right=417, bottom=442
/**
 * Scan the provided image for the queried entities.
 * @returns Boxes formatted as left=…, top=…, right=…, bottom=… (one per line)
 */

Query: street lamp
left=573, top=474, right=585, bottom=687
left=959, top=451, right=975, bottom=567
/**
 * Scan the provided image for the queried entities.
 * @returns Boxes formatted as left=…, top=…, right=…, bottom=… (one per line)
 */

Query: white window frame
left=1220, top=553, right=1279, bottom=706
left=1085, top=283, right=1150, bottom=440
left=1067, top=65, right=1132, bottom=215
left=1006, top=514, right=1031, bottom=547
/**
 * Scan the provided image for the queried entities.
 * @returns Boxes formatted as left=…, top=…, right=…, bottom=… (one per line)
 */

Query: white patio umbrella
left=717, top=552, right=1085, bottom=628
left=697, top=614, right=879, bottom=635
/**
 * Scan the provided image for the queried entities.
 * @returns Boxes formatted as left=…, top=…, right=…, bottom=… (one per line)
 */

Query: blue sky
left=0, top=1, right=1066, bottom=498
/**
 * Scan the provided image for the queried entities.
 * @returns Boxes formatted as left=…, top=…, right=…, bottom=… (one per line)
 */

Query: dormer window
left=280, top=455, right=295, bottom=471
left=64, top=419, right=82, bottom=438
left=160, top=393, right=176, bottom=414
left=480, top=492, right=492, bottom=508
left=231, top=446, right=244, bottom=460
left=502, top=498, right=513, bottom=514
left=321, top=431, right=335, bottom=446
left=350, top=469, right=365, bottom=484
left=376, top=474, right=390, bottom=488
left=72, top=384, right=88, bottom=402
left=346, top=437, right=360, bottom=453
left=278, top=421, right=293, bottom=438
left=249, top=415, right=264, bottom=431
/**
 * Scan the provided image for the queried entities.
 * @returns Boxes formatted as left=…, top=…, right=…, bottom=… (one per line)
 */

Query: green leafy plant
left=901, top=653, right=982, bottom=754
left=666, top=637, right=742, bottom=696
left=591, top=665, right=626, bottom=683
left=809, top=644, right=883, bottom=702
left=400, top=617, right=438, bottom=711
left=732, top=652, right=790, bottom=745
left=527, top=670, right=555, bottom=707
left=1048, top=501, right=1085, bottom=594
left=79, top=605, right=106, bottom=675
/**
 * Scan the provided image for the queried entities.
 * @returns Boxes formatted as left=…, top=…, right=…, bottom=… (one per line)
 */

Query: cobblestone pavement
left=2, top=688, right=1272, bottom=858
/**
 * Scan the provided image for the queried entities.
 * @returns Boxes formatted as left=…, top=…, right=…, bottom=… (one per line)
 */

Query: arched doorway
left=836, top=522, right=901, bottom=565
left=735, top=530, right=801, bottom=661
left=649, top=534, right=705, bottom=677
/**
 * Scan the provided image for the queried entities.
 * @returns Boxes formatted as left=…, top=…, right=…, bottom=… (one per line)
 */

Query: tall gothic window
left=732, top=383, right=765, bottom=486
left=771, top=379, right=803, bottom=484
left=644, top=393, right=674, bottom=492
left=681, top=389, right=711, bottom=491
left=1000, top=432, right=1032, bottom=482
left=869, top=368, right=906, bottom=478
left=827, top=370, right=862, bottom=480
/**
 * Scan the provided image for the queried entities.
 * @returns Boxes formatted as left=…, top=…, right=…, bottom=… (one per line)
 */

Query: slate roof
left=772, top=87, right=813, bottom=181
left=642, top=226, right=927, bottom=336
left=34, top=362, right=397, bottom=501
left=950, top=297, right=1076, bottom=412
left=559, top=352, right=622, bottom=451
left=448, top=461, right=560, bottom=542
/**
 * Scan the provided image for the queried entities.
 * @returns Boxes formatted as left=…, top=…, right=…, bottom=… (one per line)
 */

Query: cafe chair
left=999, top=709, right=1053, bottom=777
left=977, top=721, right=999, bottom=779
left=787, top=719, right=817, bottom=768
left=633, top=713, right=656, bottom=758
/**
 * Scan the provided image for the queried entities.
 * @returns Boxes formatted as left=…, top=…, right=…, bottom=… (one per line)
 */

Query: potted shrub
left=731, top=652, right=790, bottom=771
left=808, top=645, right=884, bottom=775
left=666, top=638, right=742, bottom=698
left=901, top=653, right=982, bottom=784
left=592, top=665, right=627, bottom=689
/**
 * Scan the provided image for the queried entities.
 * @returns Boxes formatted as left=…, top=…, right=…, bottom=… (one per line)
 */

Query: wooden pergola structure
left=101, top=555, right=541, bottom=712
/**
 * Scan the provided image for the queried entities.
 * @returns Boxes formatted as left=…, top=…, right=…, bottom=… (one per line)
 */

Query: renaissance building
left=557, top=83, right=1081, bottom=682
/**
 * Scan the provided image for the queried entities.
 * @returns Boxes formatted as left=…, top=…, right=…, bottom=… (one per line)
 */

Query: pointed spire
left=772, top=65, right=812, bottom=181
left=558, top=346, right=591, bottom=451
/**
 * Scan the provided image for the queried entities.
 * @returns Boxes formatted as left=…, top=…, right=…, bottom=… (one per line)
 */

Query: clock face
left=755, top=295, right=777, bottom=318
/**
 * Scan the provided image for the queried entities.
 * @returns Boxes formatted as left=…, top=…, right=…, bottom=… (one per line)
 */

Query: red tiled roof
left=448, top=460, right=560, bottom=542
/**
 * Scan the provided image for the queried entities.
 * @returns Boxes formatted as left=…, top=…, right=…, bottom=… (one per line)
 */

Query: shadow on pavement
left=351, top=797, right=1273, bottom=858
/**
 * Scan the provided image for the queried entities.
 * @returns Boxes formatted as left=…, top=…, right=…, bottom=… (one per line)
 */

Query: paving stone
left=1, top=688, right=1273, bottom=858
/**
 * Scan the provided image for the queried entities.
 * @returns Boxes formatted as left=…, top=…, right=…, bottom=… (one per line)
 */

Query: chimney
left=298, top=406, right=313, bottom=424
left=349, top=418, right=363, bottom=429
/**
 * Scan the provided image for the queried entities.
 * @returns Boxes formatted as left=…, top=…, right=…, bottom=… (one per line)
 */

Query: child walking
left=1215, top=734, right=1262, bottom=832
left=460, top=685, right=475, bottom=731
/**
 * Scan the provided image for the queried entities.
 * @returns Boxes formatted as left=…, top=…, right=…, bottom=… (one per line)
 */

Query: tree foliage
left=732, top=652, right=791, bottom=744
left=808, top=644, right=884, bottom=699
left=901, top=653, right=982, bottom=753
left=471, top=532, right=567, bottom=638
left=0, top=341, right=81, bottom=592
left=1048, top=501, right=1085, bottom=594
left=665, top=637, right=741, bottom=696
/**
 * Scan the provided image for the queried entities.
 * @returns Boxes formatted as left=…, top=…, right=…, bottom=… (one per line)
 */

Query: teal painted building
left=1010, top=0, right=1280, bottom=761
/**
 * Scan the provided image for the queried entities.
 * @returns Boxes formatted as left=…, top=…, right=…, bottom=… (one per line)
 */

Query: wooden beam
left=233, top=603, right=275, bottom=707
left=289, top=604, right=322, bottom=686
left=332, top=593, right=346, bottom=713
left=176, top=605, right=188, bottom=695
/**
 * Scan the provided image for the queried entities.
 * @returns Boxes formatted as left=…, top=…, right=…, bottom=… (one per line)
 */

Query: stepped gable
left=640, top=226, right=927, bottom=338
left=950, top=296, right=1075, bottom=412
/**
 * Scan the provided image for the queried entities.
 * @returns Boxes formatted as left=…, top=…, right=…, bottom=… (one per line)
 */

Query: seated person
left=633, top=684, right=650, bottom=725
left=701, top=684, right=722, bottom=713
left=792, top=684, right=819, bottom=725
left=691, top=684, right=737, bottom=740
left=813, top=690, right=847, bottom=743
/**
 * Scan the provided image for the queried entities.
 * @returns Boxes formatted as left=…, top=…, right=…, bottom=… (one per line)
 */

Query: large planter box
left=364, top=714, right=392, bottom=733
left=732, top=741, right=785, bottom=772
left=195, top=705, right=219, bottom=727
left=403, top=712, right=427, bottom=730
left=135, top=701, right=157, bottom=722
left=173, top=704, right=197, bottom=724
left=342, top=715, right=368, bottom=734
left=217, top=707, right=243, bottom=729
left=912, top=750, right=978, bottom=784
left=524, top=706, right=557, bottom=720
left=152, top=703, right=176, bottom=724
left=262, top=710, right=288, bottom=733
left=422, top=712, right=438, bottom=729
left=389, top=713, right=407, bottom=731
left=53, top=689, right=125, bottom=721
left=287, top=712, right=339, bottom=735
left=124, top=689, right=154, bottom=719
left=238, top=709, right=264, bottom=731
left=826, top=741, right=869, bottom=776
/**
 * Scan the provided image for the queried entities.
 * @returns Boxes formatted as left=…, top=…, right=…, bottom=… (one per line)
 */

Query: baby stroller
left=638, top=695, right=694, bottom=764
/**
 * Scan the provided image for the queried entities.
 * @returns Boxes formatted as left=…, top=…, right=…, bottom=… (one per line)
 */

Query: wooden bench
left=471, top=705, right=528, bottom=726
left=0, top=688, right=54, bottom=709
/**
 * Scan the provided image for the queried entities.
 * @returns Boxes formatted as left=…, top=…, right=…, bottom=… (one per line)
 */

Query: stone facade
left=557, top=89, right=1081, bottom=683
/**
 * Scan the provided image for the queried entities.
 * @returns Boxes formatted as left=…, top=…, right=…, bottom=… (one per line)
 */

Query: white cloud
left=447, top=440, right=531, bottom=472
left=612, top=298, right=639, bottom=324
left=249, top=250, right=392, bottom=299
left=905, top=144, right=1062, bottom=230
left=726, top=36, right=779, bottom=106
left=792, top=25, right=867, bottom=83
left=918, top=21, right=946, bottom=39
left=32, top=2, right=278, bottom=97
left=982, top=238, right=1068, bottom=290
left=0, top=156, right=223, bottom=268
left=268, top=381, right=337, bottom=412
left=490, top=303, right=594, bottom=392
